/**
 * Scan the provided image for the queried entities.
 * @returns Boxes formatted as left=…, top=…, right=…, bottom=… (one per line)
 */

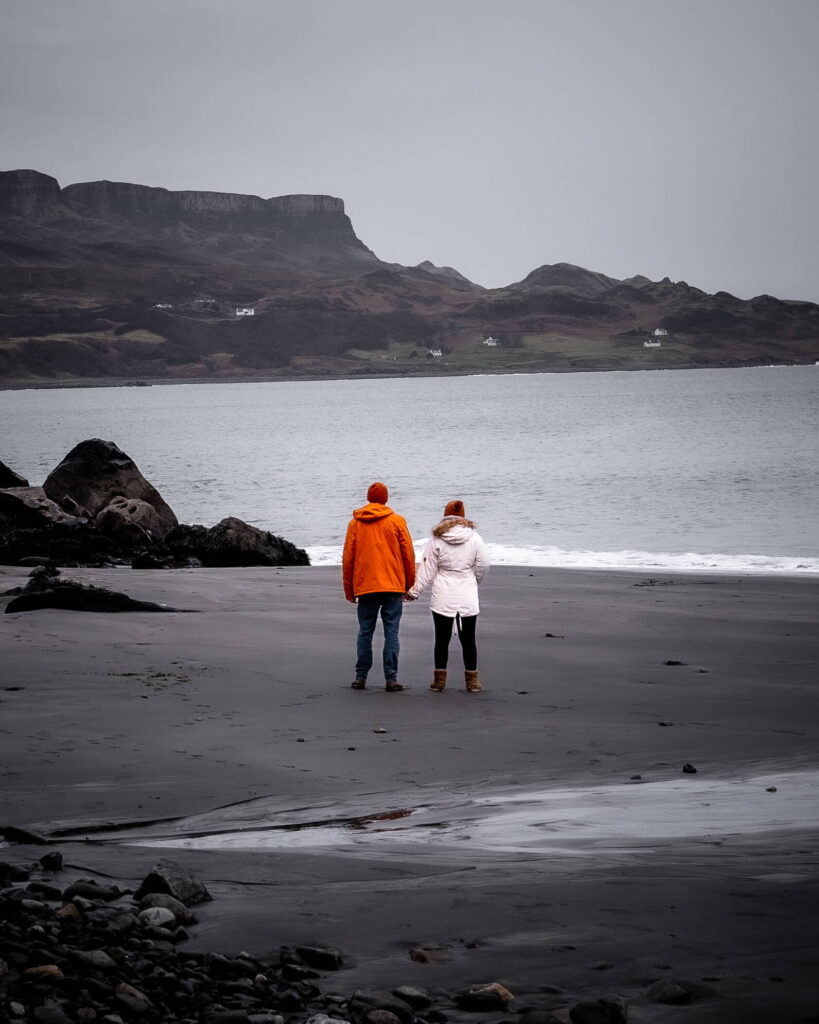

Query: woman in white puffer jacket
left=407, top=499, right=490, bottom=692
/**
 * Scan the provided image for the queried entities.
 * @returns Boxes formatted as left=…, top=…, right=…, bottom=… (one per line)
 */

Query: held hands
left=402, top=592, right=416, bottom=602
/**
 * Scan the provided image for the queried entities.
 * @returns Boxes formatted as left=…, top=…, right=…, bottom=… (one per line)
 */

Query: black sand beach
left=2, top=565, right=819, bottom=1023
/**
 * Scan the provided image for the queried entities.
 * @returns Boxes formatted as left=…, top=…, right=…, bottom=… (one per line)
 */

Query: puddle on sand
left=121, top=770, right=819, bottom=855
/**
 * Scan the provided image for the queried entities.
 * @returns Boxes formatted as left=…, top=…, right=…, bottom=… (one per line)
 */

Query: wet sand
left=2, top=565, right=819, bottom=1022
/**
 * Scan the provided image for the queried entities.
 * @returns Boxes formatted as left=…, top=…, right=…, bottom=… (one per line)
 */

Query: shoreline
left=2, top=359, right=816, bottom=391
left=2, top=564, right=818, bottom=1021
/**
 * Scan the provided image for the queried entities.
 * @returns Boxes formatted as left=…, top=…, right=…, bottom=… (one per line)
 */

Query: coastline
left=2, top=359, right=816, bottom=391
left=2, top=564, right=818, bottom=1022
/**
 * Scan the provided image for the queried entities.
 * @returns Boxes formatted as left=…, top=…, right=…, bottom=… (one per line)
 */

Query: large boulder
left=43, top=439, right=178, bottom=538
left=0, top=460, right=29, bottom=488
left=165, top=516, right=309, bottom=567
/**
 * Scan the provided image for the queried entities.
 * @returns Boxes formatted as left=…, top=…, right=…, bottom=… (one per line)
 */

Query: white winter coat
left=409, top=517, right=489, bottom=616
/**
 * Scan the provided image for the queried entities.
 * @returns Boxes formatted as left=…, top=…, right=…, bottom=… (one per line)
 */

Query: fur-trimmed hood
left=432, top=515, right=477, bottom=545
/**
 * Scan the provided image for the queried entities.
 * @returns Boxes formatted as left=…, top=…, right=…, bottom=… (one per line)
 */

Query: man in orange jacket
left=343, top=482, right=416, bottom=691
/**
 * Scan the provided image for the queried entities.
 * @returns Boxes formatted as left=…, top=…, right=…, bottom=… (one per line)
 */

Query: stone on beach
left=134, top=858, right=212, bottom=906
left=4, top=568, right=176, bottom=614
left=646, top=977, right=691, bottom=1004
left=456, top=982, right=515, bottom=1010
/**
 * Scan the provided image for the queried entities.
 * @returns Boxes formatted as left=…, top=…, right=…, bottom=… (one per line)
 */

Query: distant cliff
left=0, top=169, right=375, bottom=273
left=0, top=169, right=817, bottom=384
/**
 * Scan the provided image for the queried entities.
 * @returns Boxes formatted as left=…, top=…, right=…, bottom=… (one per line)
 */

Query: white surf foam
left=306, top=543, right=819, bottom=575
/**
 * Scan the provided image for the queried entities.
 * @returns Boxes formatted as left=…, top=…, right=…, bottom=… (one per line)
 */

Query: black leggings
left=432, top=611, right=478, bottom=671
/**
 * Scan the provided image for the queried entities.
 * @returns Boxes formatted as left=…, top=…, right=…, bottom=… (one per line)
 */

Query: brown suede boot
left=465, top=669, right=482, bottom=692
left=430, top=669, right=447, bottom=691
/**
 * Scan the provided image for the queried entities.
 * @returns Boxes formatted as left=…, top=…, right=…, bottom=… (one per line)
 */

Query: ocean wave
left=305, top=543, right=819, bottom=576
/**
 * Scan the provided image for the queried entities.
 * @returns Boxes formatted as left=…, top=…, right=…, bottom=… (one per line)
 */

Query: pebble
left=0, top=853, right=629, bottom=1024
left=646, top=978, right=690, bottom=1004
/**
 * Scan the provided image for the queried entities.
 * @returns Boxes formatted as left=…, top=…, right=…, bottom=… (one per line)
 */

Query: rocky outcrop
left=59, top=180, right=346, bottom=226
left=0, top=169, right=60, bottom=218
left=0, top=441, right=310, bottom=568
left=43, top=439, right=178, bottom=538
left=3, top=566, right=178, bottom=614
left=162, top=516, right=309, bottom=568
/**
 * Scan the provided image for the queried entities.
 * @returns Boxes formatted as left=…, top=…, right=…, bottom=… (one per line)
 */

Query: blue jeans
left=356, top=592, right=403, bottom=683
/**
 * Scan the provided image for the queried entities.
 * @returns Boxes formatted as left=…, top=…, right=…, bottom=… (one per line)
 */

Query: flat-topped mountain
left=1, top=169, right=817, bottom=383
left=0, top=168, right=377, bottom=277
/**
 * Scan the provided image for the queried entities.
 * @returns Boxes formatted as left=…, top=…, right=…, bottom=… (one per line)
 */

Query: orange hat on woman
left=368, top=482, right=389, bottom=504
left=444, top=499, right=465, bottom=517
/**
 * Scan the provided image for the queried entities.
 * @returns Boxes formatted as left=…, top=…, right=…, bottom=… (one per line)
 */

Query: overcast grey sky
left=2, top=0, right=818, bottom=301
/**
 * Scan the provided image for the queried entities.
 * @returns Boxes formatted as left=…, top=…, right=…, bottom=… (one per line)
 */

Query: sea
left=1, top=366, right=817, bottom=575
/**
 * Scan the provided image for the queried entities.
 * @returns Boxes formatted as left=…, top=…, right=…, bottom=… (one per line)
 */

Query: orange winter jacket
left=343, top=503, right=416, bottom=600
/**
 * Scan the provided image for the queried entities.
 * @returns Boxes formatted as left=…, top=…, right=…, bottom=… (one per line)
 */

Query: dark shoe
left=351, top=679, right=366, bottom=690
left=385, top=682, right=405, bottom=692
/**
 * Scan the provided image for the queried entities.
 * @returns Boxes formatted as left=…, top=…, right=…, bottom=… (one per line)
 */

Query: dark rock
left=71, top=947, right=118, bottom=970
left=682, top=763, right=698, bottom=774
left=39, top=851, right=63, bottom=872
left=138, top=890, right=197, bottom=924
left=408, top=946, right=437, bottom=963
left=5, top=577, right=175, bottom=614
left=32, top=1007, right=75, bottom=1024
left=0, top=521, right=125, bottom=567
left=43, top=438, right=178, bottom=537
left=365, top=1012, right=402, bottom=1024
left=646, top=978, right=690, bottom=1004
left=455, top=983, right=514, bottom=1011
left=295, top=945, right=344, bottom=971
left=349, top=990, right=413, bottom=1024
left=134, top=858, right=212, bottom=906
left=116, top=979, right=152, bottom=1013
left=0, top=460, right=29, bottom=488
left=392, top=985, right=431, bottom=1009
left=202, top=1012, right=253, bottom=1024
left=26, top=881, right=62, bottom=900
left=569, top=996, right=628, bottom=1024
left=165, top=516, right=309, bottom=567
left=139, top=905, right=177, bottom=929
left=0, top=825, right=48, bottom=845
left=62, top=880, right=122, bottom=902
left=0, top=860, right=32, bottom=881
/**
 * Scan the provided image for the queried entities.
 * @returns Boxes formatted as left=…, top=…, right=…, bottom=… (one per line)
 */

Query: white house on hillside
left=236, top=307, right=255, bottom=317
